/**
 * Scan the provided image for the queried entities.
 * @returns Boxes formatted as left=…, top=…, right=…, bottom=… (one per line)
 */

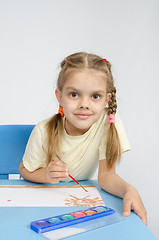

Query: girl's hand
left=123, top=186, right=147, bottom=225
left=46, top=160, right=69, bottom=184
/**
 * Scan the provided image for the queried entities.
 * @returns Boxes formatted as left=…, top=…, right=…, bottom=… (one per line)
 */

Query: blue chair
left=0, top=125, right=35, bottom=179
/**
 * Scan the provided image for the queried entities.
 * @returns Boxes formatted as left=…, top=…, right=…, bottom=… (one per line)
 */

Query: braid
left=106, top=86, right=121, bottom=168
left=108, top=87, right=117, bottom=115
left=46, top=113, right=63, bottom=165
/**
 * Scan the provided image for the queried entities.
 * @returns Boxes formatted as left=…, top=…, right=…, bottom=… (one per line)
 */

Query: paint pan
left=30, top=206, right=125, bottom=239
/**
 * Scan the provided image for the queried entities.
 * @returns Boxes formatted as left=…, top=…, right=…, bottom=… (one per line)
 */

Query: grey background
left=0, top=0, right=158, bottom=238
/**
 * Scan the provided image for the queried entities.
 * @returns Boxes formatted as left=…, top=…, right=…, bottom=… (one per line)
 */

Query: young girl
left=19, top=52, right=147, bottom=225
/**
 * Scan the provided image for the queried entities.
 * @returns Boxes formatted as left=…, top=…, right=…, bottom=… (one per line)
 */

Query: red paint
left=70, top=212, right=86, bottom=218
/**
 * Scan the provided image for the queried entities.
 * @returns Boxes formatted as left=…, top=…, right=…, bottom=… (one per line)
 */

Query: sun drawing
left=64, top=195, right=104, bottom=206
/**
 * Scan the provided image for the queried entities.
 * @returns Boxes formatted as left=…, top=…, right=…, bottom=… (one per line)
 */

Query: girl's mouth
left=75, top=114, right=92, bottom=119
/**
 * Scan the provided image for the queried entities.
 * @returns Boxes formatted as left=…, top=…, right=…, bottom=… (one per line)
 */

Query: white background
left=0, top=0, right=159, bottom=238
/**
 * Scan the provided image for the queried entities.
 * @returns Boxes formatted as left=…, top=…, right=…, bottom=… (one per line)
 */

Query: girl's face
left=56, top=69, right=111, bottom=136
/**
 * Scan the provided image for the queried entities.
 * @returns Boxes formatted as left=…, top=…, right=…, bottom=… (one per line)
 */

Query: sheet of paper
left=0, top=185, right=105, bottom=207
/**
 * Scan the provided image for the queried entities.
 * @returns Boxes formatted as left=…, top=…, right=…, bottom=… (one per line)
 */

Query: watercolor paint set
left=30, top=206, right=125, bottom=239
left=31, top=206, right=114, bottom=233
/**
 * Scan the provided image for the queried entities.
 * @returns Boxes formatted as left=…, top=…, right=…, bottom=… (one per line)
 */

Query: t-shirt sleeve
left=22, top=122, right=47, bottom=172
left=99, top=114, right=131, bottom=160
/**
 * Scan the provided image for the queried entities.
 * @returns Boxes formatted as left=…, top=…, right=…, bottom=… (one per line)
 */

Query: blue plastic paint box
left=30, top=206, right=115, bottom=234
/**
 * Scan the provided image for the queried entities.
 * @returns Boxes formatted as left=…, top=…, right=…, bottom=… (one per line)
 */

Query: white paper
left=0, top=186, right=105, bottom=207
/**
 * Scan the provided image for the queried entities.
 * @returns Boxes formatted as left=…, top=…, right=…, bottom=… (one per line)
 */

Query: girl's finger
left=49, top=165, right=68, bottom=173
left=49, top=171, right=68, bottom=178
left=49, top=161, right=68, bottom=172
left=51, top=177, right=66, bottom=184
left=123, top=198, right=131, bottom=217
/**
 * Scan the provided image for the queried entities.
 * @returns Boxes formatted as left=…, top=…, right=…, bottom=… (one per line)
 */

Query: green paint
left=61, top=214, right=75, bottom=220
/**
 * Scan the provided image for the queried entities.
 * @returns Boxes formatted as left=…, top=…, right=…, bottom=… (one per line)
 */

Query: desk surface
left=0, top=179, right=156, bottom=240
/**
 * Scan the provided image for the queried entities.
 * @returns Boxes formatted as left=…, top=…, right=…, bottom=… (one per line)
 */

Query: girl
left=19, top=52, right=147, bottom=225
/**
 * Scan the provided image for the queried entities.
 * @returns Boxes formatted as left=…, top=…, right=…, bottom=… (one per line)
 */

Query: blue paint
left=48, top=218, right=63, bottom=224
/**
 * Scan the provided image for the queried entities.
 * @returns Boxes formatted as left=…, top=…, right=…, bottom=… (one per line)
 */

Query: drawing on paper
left=0, top=185, right=105, bottom=207
left=64, top=195, right=105, bottom=206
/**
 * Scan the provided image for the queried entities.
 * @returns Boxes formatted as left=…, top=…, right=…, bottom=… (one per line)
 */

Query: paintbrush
left=68, top=174, right=88, bottom=192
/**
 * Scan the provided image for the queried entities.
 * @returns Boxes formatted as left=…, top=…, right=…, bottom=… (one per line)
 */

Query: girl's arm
left=19, top=160, right=69, bottom=184
left=98, top=159, right=147, bottom=225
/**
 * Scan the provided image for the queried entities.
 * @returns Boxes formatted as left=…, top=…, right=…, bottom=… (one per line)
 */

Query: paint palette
left=30, top=206, right=115, bottom=234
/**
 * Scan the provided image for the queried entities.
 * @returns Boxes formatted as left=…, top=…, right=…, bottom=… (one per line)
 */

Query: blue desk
left=0, top=179, right=156, bottom=240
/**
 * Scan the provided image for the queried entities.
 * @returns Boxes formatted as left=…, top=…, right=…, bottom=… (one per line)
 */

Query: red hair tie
left=65, top=57, right=70, bottom=62
left=102, top=58, right=107, bottom=63
left=58, top=106, right=64, bottom=117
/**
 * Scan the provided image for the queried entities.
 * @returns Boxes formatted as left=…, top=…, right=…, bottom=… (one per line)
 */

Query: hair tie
left=58, top=106, right=64, bottom=117
left=109, top=114, right=115, bottom=124
left=102, top=59, right=107, bottom=63
left=65, top=57, right=70, bottom=62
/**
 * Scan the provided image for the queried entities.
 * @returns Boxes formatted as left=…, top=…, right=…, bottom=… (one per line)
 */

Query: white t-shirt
left=23, top=110, right=131, bottom=181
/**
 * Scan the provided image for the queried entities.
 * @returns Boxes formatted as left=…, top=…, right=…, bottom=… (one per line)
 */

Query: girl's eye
left=92, top=94, right=101, bottom=100
left=69, top=92, right=78, bottom=98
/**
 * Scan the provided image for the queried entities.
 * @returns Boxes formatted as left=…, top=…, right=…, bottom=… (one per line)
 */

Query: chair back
left=0, top=125, right=34, bottom=179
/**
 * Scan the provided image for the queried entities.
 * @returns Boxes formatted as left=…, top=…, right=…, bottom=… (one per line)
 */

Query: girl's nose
left=79, top=97, right=90, bottom=109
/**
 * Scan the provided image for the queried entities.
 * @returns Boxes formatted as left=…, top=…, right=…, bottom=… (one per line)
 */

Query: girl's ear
left=55, top=88, right=63, bottom=106
left=105, top=93, right=111, bottom=105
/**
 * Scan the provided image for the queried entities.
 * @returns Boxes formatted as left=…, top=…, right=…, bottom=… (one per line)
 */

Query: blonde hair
left=46, top=52, right=121, bottom=168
